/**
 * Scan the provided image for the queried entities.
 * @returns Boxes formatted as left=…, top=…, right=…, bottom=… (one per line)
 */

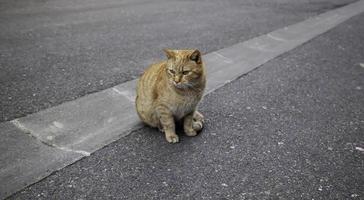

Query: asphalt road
left=8, top=11, right=364, bottom=200
left=0, top=0, right=357, bottom=122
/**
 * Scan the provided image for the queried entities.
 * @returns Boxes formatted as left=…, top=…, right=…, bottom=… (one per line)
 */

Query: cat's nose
left=174, top=76, right=182, bottom=83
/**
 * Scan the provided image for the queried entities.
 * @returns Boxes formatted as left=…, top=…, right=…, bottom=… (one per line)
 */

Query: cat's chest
left=170, top=95, right=199, bottom=120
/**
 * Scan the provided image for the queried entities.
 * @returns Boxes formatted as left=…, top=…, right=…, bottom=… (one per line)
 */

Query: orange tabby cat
left=136, top=49, right=206, bottom=143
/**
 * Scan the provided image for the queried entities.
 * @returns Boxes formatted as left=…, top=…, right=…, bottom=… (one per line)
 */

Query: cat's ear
left=190, top=49, right=202, bottom=64
left=163, top=49, right=175, bottom=59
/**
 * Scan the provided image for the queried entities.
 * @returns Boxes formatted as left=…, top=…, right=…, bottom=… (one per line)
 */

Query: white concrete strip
left=1, top=1, right=364, bottom=199
left=12, top=118, right=91, bottom=156
left=13, top=88, right=143, bottom=153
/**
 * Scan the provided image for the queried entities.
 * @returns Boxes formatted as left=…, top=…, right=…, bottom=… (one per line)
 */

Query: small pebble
left=351, top=193, right=359, bottom=198
left=355, top=147, right=364, bottom=152
left=46, top=136, right=54, bottom=140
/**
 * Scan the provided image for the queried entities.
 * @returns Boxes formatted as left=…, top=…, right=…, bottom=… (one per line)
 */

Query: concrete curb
left=1, top=1, right=364, bottom=198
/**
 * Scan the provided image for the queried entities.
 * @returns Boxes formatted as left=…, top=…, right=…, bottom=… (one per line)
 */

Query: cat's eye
left=168, top=69, right=175, bottom=74
left=182, top=71, right=190, bottom=75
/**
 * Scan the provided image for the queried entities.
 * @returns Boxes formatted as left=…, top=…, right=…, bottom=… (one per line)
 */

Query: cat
left=136, top=49, right=206, bottom=143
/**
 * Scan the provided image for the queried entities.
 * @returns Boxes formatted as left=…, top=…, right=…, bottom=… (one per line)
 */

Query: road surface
left=8, top=11, right=364, bottom=200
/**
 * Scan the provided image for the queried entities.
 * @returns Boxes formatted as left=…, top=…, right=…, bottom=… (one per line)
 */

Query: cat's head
left=164, top=49, right=205, bottom=89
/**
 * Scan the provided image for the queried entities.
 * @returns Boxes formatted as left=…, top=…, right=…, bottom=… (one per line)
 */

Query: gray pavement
left=8, top=11, right=364, bottom=200
left=0, top=0, right=357, bottom=122
left=2, top=2, right=363, bottom=198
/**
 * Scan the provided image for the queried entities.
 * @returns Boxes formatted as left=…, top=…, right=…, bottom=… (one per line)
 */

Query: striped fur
left=136, top=49, right=206, bottom=143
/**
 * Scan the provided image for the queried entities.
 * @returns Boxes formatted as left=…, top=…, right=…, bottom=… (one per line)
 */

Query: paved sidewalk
left=8, top=11, right=364, bottom=200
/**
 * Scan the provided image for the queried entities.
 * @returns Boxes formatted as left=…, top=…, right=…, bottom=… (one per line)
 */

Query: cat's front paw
left=185, top=129, right=197, bottom=137
left=165, top=133, right=179, bottom=143
left=192, top=121, right=203, bottom=132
